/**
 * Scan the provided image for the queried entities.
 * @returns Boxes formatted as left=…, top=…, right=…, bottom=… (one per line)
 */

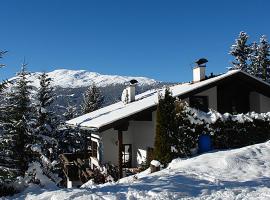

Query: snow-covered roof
left=66, top=70, right=270, bottom=131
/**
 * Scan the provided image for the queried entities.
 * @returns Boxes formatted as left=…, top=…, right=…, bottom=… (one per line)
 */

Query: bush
left=173, top=101, right=201, bottom=157
left=175, top=103, right=270, bottom=154
left=212, top=118, right=270, bottom=149
left=0, top=184, right=18, bottom=197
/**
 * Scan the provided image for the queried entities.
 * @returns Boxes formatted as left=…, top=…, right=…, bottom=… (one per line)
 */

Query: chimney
left=121, top=79, right=138, bottom=104
left=193, top=58, right=208, bottom=82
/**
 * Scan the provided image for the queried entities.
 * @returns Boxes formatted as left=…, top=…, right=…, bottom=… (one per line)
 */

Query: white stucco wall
left=194, top=86, right=217, bottom=110
left=128, top=121, right=153, bottom=166
left=98, top=111, right=157, bottom=167
left=99, top=129, right=119, bottom=165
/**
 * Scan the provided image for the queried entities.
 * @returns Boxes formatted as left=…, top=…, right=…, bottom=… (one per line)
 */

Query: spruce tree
left=29, top=72, right=63, bottom=184
left=250, top=42, right=260, bottom=77
left=229, top=31, right=251, bottom=72
left=33, top=72, right=58, bottom=160
left=63, top=102, right=78, bottom=121
left=153, top=88, right=176, bottom=165
left=257, top=35, right=270, bottom=82
left=81, top=83, right=104, bottom=114
left=35, top=72, right=55, bottom=132
left=0, top=63, right=33, bottom=181
left=0, top=91, right=20, bottom=183
left=0, top=50, right=7, bottom=68
left=0, top=50, right=8, bottom=92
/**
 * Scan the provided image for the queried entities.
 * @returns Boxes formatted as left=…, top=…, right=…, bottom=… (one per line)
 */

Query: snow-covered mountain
left=22, top=69, right=160, bottom=88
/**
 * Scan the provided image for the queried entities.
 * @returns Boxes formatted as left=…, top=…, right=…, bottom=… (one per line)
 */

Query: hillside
left=11, top=141, right=270, bottom=199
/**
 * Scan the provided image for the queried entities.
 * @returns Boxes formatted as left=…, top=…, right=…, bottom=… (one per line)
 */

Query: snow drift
left=10, top=141, right=270, bottom=199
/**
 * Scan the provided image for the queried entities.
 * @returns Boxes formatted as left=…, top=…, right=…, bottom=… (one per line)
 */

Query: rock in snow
left=150, top=160, right=161, bottom=167
left=9, top=141, right=270, bottom=199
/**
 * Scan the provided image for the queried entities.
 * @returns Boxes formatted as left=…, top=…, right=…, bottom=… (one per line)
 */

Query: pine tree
left=257, top=35, right=270, bottom=82
left=0, top=50, right=7, bottom=68
left=33, top=72, right=58, bottom=159
left=35, top=72, right=55, bottom=132
left=27, top=72, right=63, bottom=185
left=63, top=103, right=78, bottom=121
left=153, top=88, right=176, bottom=165
left=0, top=50, right=8, bottom=92
left=229, top=31, right=251, bottom=72
left=81, top=83, right=104, bottom=114
left=57, top=125, right=89, bottom=154
left=0, top=91, right=20, bottom=183
left=0, top=63, right=33, bottom=181
left=250, top=42, right=260, bottom=77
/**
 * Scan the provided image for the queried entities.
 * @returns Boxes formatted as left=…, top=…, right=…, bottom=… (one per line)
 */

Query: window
left=190, top=96, right=209, bottom=112
left=122, top=144, right=132, bottom=168
left=91, top=141, right=98, bottom=158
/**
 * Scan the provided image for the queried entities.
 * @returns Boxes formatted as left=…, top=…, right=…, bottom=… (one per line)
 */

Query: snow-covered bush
left=173, top=100, right=201, bottom=157
left=180, top=104, right=270, bottom=150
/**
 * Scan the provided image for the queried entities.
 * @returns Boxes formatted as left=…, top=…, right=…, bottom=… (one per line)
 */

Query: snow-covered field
left=8, top=141, right=270, bottom=200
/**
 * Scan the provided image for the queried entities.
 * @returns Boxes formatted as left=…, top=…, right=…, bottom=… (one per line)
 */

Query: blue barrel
left=198, top=134, right=212, bottom=153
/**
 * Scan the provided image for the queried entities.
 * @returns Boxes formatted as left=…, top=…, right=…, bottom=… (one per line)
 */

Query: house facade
left=66, top=66, right=270, bottom=177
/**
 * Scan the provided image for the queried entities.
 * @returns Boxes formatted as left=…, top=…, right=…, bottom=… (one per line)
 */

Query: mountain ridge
left=10, top=69, right=160, bottom=88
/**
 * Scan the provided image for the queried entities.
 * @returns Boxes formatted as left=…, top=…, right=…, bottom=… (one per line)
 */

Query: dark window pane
left=190, top=96, right=209, bottom=112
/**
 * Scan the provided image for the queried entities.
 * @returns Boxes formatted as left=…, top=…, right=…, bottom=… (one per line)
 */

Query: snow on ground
left=6, top=141, right=270, bottom=200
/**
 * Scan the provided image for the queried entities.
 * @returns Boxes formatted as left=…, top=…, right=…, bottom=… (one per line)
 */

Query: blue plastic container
left=198, top=134, right=212, bottom=153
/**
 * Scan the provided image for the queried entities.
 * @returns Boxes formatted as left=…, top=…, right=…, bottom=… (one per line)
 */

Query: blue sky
left=0, top=0, right=270, bottom=82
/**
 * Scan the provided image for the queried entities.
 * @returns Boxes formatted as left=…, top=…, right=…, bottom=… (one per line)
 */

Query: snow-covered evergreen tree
left=0, top=93, right=20, bottom=184
left=63, top=103, right=78, bottom=121
left=81, top=83, right=104, bottom=114
left=257, top=35, right=270, bottom=82
left=250, top=42, right=260, bottom=77
left=57, top=125, right=90, bottom=154
left=229, top=31, right=251, bottom=72
left=153, top=88, right=176, bottom=165
left=0, top=63, right=33, bottom=183
left=0, top=50, right=8, bottom=92
left=0, top=50, right=7, bottom=68
left=33, top=72, right=58, bottom=159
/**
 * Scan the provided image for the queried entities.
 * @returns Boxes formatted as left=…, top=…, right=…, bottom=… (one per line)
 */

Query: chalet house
left=66, top=64, right=270, bottom=179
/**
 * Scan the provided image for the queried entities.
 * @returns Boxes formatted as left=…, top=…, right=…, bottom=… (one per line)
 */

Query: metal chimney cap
left=195, top=58, right=208, bottom=66
left=129, top=79, right=138, bottom=85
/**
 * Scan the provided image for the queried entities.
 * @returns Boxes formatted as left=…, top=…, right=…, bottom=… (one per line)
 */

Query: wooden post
left=114, top=122, right=129, bottom=179
left=118, top=130, right=123, bottom=178
left=88, top=130, right=91, bottom=158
